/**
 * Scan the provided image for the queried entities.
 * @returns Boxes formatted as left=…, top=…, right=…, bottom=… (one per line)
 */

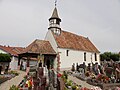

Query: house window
left=95, top=53, right=97, bottom=61
left=84, top=52, right=86, bottom=61
left=66, top=50, right=69, bottom=56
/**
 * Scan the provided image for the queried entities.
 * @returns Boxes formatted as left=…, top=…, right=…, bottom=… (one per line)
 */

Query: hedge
left=0, top=53, right=11, bottom=62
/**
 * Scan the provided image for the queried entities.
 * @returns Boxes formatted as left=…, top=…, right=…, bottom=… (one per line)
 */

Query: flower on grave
left=66, top=80, right=72, bottom=86
left=80, top=87, right=90, bottom=90
left=76, top=85, right=79, bottom=90
left=90, top=73, right=96, bottom=79
left=96, top=74, right=110, bottom=83
left=91, top=86, right=102, bottom=90
left=85, top=71, right=90, bottom=77
left=103, top=75, right=109, bottom=81
left=96, top=74, right=103, bottom=81
left=61, top=74, right=68, bottom=83
left=57, top=73, right=62, bottom=77
left=72, top=85, right=77, bottom=89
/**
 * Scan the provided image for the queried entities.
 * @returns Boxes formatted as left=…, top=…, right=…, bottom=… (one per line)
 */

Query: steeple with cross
left=48, top=0, right=61, bottom=35
left=55, top=0, right=57, bottom=7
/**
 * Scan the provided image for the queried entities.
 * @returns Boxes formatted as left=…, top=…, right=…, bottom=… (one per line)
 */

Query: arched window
left=66, top=50, right=69, bottom=56
left=95, top=53, right=97, bottom=61
left=84, top=52, right=86, bottom=61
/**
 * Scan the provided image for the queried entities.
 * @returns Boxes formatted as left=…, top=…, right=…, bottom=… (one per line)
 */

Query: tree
left=100, top=52, right=120, bottom=61
left=110, top=53, right=120, bottom=61
left=0, top=53, right=11, bottom=62
left=0, top=53, right=11, bottom=74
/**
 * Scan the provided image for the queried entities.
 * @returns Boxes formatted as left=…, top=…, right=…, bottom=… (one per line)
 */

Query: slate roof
left=21, top=39, right=56, bottom=55
left=49, top=7, right=61, bottom=21
left=0, top=45, right=24, bottom=56
left=52, top=30, right=100, bottom=53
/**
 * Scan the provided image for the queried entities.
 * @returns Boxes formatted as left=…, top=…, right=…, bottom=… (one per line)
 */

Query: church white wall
left=44, top=30, right=100, bottom=70
left=58, top=48, right=100, bottom=70
left=58, top=48, right=83, bottom=69
left=45, top=30, right=58, bottom=52
left=90, top=53, right=100, bottom=65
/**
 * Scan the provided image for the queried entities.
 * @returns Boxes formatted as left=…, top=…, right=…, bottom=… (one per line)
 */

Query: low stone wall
left=102, top=83, right=120, bottom=90
left=86, top=79, right=120, bottom=90
left=0, top=77, right=8, bottom=84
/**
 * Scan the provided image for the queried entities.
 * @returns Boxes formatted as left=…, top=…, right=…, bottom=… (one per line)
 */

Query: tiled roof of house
left=0, top=45, right=24, bottom=56
left=21, top=39, right=56, bottom=55
left=52, top=30, right=100, bottom=53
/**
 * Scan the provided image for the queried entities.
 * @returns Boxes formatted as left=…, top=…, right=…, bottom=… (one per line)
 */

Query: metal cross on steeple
left=55, top=0, right=57, bottom=7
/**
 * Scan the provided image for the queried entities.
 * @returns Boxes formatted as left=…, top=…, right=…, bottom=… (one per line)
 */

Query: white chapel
left=45, top=7, right=100, bottom=70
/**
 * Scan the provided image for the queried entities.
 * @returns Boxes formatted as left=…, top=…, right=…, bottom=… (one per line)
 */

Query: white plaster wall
left=0, top=49, right=7, bottom=54
left=86, top=52, right=92, bottom=65
left=9, top=56, right=18, bottom=70
left=97, top=53, right=100, bottom=64
left=58, top=48, right=83, bottom=69
left=45, top=30, right=58, bottom=70
left=58, top=48, right=100, bottom=69
left=44, top=30, right=100, bottom=70
left=45, top=30, right=58, bottom=52
left=90, top=53, right=100, bottom=65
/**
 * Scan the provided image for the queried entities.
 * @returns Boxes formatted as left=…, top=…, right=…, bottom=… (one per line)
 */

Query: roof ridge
left=53, top=30, right=100, bottom=53
left=20, top=39, right=56, bottom=54
left=61, top=30, right=88, bottom=39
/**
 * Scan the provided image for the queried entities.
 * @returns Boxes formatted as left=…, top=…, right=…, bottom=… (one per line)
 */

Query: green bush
left=100, top=52, right=120, bottom=61
left=8, top=71, right=19, bottom=76
left=0, top=53, right=11, bottom=62
left=67, top=80, right=72, bottom=86
left=9, top=85, right=19, bottom=90
left=64, top=86, right=68, bottom=90
left=72, top=85, right=77, bottom=90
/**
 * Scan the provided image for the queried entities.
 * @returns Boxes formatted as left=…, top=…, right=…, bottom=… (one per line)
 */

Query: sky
left=0, top=0, right=120, bottom=53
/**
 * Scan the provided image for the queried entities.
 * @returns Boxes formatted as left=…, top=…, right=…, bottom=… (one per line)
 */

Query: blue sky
left=0, top=0, right=120, bottom=53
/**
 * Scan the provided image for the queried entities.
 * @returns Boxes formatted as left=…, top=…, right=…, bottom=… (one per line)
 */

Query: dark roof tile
left=0, top=45, right=24, bottom=56
left=21, top=39, right=56, bottom=55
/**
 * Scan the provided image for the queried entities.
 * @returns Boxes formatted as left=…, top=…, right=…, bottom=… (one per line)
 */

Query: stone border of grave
left=0, top=70, right=19, bottom=84
left=86, top=78, right=102, bottom=88
left=66, top=70, right=102, bottom=89
left=0, top=77, right=8, bottom=84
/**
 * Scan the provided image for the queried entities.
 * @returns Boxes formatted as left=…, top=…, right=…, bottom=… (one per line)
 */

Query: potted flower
left=72, top=85, right=76, bottom=90
left=66, top=80, right=72, bottom=89
left=9, top=85, right=19, bottom=90
left=85, top=71, right=90, bottom=77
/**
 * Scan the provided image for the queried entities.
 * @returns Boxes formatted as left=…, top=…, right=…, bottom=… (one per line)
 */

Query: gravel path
left=0, top=70, right=26, bottom=90
left=68, top=75, right=94, bottom=88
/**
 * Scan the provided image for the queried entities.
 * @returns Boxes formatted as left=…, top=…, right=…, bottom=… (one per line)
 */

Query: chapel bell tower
left=48, top=7, right=61, bottom=35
